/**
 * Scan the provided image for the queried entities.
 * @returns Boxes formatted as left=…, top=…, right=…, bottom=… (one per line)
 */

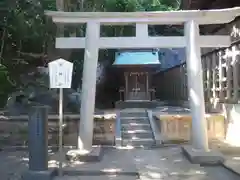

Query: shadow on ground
left=0, top=146, right=239, bottom=180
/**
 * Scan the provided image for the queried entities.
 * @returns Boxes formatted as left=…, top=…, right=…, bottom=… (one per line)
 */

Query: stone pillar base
left=66, top=146, right=103, bottom=162
left=182, top=145, right=224, bottom=165
left=22, top=169, right=57, bottom=180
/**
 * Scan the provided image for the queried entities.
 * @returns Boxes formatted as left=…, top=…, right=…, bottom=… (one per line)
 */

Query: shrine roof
left=113, top=51, right=160, bottom=66
left=113, top=48, right=186, bottom=70
left=158, top=48, right=185, bottom=71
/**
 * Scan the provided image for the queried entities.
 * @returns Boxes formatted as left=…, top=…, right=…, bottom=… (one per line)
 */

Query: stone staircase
left=119, top=109, right=155, bottom=147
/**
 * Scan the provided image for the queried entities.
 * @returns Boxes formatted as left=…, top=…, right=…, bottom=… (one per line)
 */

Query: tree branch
left=0, top=28, right=6, bottom=64
left=17, top=51, right=47, bottom=59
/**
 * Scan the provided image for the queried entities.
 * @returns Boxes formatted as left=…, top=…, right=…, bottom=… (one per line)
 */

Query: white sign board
left=48, top=58, right=73, bottom=89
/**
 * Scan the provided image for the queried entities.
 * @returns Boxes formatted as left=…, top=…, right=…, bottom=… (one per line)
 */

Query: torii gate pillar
left=184, top=20, right=208, bottom=151
left=66, top=22, right=101, bottom=161
left=78, top=21, right=100, bottom=152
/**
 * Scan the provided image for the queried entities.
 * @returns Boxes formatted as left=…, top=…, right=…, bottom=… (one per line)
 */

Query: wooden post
left=202, top=57, right=206, bottom=100
left=125, top=72, right=128, bottom=100
left=232, top=45, right=239, bottom=102
left=212, top=52, right=217, bottom=100
left=58, top=88, right=63, bottom=176
left=146, top=72, right=149, bottom=100
left=218, top=51, right=224, bottom=101
left=225, top=48, right=232, bottom=100
left=206, top=56, right=211, bottom=102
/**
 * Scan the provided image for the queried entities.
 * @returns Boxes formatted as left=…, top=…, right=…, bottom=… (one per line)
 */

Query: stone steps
left=120, top=112, right=147, bottom=118
left=121, top=123, right=152, bottom=131
left=121, top=117, right=148, bottom=124
left=122, top=129, right=150, bottom=133
left=122, top=138, right=155, bottom=147
left=122, top=131, right=153, bottom=139
left=119, top=109, right=155, bottom=148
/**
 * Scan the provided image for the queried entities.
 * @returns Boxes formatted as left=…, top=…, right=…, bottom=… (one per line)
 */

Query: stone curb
left=60, top=170, right=138, bottom=176
left=222, top=163, right=240, bottom=176
left=22, top=168, right=57, bottom=180
left=0, top=144, right=189, bottom=152
left=0, top=146, right=76, bottom=152
left=0, top=146, right=28, bottom=151
left=66, top=146, right=103, bottom=162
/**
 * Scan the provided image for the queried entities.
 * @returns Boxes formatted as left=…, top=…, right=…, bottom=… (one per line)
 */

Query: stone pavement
left=0, top=151, right=28, bottom=180
left=209, top=139, right=240, bottom=176
left=54, top=175, right=137, bottom=180
left=0, top=146, right=240, bottom=180
left=223, top=154, right=240, bottom=176
left=131, top=147, right=239, bottom=180
left=52, top=147, right=240, bottom=180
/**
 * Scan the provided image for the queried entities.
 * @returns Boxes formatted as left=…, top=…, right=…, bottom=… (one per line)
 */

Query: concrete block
left=66, top=146, right=103, bottom=162
left=115, top=138, right=122, bottom=148
left=182, top=145, right=225, bottom=165
left=22, top=169, right=57, bottom=180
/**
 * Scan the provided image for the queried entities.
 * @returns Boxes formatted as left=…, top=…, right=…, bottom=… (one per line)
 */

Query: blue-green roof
left=113, top=51, right=160, bottom=65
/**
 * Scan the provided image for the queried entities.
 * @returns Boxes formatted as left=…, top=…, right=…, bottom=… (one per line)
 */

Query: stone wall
left=0, top=113, right=228, bottom=147
left=154, top=114, right=226, bottom=143
left=63, top=119, right=115, bottom=146
left=0, top=118, right=115, bottom=147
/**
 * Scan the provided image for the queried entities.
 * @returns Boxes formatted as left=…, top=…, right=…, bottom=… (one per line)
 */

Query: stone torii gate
left=45, top=7, right=240, bottom=158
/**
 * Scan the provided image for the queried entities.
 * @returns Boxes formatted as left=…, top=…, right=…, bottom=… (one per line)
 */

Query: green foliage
left=0, top=0, right=181, bottom=108
left=63, top=0, right=179, bottom=12
left=0, top=0, right=56, bottom=107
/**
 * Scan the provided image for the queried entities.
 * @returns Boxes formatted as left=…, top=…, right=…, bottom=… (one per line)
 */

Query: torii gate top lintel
left=45, top=7, right=240, bottom=25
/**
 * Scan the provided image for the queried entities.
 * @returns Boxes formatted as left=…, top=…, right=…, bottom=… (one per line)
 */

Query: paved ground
left=223, top=154, right=240, bottom=176
left=0, top=146, right=239, bottom=180
left=0, top=151, right=28, bottom=180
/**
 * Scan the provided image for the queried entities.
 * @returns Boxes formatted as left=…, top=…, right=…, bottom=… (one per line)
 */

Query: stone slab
left=115, top=138, right=122, bottom=148
left=222, top=157, right=240, bottom=176
left=61, top=170, right=138, bottom=176
left=22, top=169, right=57, bottom=180
left=53, top=175, right=138, bottom=180
left=61, top=147, right=137, bottom=176
left=66, top=146, right=103, bottom=162
left=182, top=145, right=225, bottom=165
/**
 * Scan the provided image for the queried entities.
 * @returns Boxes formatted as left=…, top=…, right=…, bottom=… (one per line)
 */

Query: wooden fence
left=156, top=17, right=240, bottom=112
left=202, top=40, right=240, bottom=111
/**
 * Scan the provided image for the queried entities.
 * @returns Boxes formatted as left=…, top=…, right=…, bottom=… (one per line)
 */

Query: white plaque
left=48, top=58, right=73, bottom=89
